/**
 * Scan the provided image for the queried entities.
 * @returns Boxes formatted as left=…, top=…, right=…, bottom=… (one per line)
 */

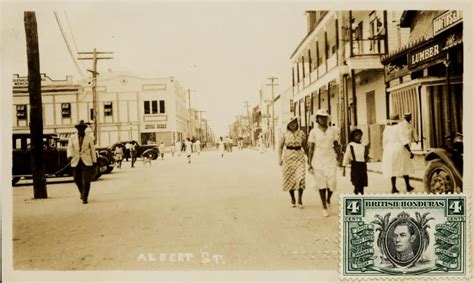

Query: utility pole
left=78, top=49, right=113, bottom=145
left=197, top=110, right=206, bottom=140
left=24, top=11, right=47, bottom=198
left=266, top=77, right=278, bottom=150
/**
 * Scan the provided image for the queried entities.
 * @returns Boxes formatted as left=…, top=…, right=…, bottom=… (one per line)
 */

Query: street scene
left=1, top=1, right=466, bottom=281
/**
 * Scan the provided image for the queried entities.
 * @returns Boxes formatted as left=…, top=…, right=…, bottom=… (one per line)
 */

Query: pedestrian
left=258, top=135, right=265, bottom=154
left=342, top=129, right=369, bottom=195
left=124, top=142, right=131, bottom=161
left=67, top=120, right=97, bottom=204
left=114, top=144, right=124, bottom=169
left=185, top=138, right=192, bottom=163
left=382, top=114, right=415, bottom=193
left=307, top=109, right=342, bottom=217
left=159, top=141, right=165, bottom=160
left=278, top=116, right=309, bottom=208
left=171, top=141, right=176, bottom=157
left=218, top=136, right=225, bottom=158
left=229, top=137, right=233, bottom=152
left=181, top=140, right=186, bottom=153
left=176, top=140, right=182, bottom=157
left=130, top=141, right=137, bottom=168
left=195, top=139, right=201, bottom=155
left=400, top=112, right=418, bottom=144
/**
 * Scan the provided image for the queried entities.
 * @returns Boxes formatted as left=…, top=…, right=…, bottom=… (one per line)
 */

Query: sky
left=1, top=1, right=314, bottom=136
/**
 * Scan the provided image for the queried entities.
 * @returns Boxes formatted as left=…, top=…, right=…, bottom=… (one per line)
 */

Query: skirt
left=350, top=161, right=368, bottom=187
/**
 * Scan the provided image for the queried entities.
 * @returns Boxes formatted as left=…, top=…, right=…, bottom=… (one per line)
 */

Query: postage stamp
left=340, top=194, right=470, bottom=279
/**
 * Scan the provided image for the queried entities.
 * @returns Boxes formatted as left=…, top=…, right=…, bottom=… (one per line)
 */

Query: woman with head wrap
left=278, top=116, right=309, bottom=208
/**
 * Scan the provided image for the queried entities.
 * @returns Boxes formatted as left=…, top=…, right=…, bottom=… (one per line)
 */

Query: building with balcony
left=381, top=10, right=463, bottom=150
left=290, top=10, right=408, bottom=160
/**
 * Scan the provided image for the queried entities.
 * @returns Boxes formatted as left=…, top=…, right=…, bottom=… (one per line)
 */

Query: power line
left=64, top=11, right=86, bottom=70
left=53, top=11, right=86, bottom=80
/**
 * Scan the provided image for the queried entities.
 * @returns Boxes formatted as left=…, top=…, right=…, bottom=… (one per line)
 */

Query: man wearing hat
left=67, top=120, right=97, bottom=204
left=400, top=112, right=418, bottom=145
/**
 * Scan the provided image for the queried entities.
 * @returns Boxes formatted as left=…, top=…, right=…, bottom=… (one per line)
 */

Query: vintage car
left=109, top=140, right=160, bottom=160
left=12, top=133, right=108, bottom=185
left=424, top=133, right=463, bottom=193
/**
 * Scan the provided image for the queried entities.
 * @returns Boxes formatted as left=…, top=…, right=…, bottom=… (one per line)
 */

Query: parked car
left=424, top=133, right=463, bottom=193
left=109, top=140, right=159, bottom=160
left=12, top=133, right=108, bottom=185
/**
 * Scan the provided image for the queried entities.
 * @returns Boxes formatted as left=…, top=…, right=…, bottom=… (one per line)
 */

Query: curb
left=366, top=168, right=423, bottom=182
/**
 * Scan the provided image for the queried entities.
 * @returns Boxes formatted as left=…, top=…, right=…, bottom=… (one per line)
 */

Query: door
left=366, top=90, right=376, bottom=125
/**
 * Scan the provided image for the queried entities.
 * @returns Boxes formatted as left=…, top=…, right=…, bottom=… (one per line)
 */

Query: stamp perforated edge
left=338, top=193, right=471, bottom=281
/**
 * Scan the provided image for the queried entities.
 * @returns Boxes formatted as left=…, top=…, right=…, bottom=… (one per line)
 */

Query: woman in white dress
left=218, top=137, right=225, bottom=158
left=175, top=140, right=182, bottom=157
left=382, top=114, right=415, bottom=193
left=307, top=109, right=342, bottom=217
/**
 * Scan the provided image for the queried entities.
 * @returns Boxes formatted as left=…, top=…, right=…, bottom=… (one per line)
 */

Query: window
left=16, top=105, right=27, bottom=120
left=61, top=103, right=71, bottom=118
left=159, top=100, right=165, bottom=113
left=104, top=102, right=113, bottom=116
left=144, top=100, right=158, bottom=115
left=144, top=101, right=150, bottom=114
left=90, top=108, right=94, bottom=120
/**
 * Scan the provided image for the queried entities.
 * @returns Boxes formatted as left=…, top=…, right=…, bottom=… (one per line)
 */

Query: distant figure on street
left=114, top=144, right=124, bottom=169
left=171, top=141, right=176, bottom=157
left=278, top=116, right=308, bottom=209
left=382, top=114, right=415, bottom=193
left=181, top=139, right=186, bottom=153
left=308, top=109, right=342, bottom=217
left=130, top=141, right=137, bottom=168
left=185, top=138, right=192, bottom=163
left=159, top=141, right=165, bottom=160
left=258, top=135, right=265, bottom=154
left=218, top=136, right=225, bottom=158
left=195, top=139, right=201, bottom=155
left=229, top=137, right=233, bottom=152
left=343, top=129, right=369, bottom=195
left=67, top=120, right=97, bottom=204
left=175, top=140, right=182, bottom=157
left=125, top=142, right=131, bottom=161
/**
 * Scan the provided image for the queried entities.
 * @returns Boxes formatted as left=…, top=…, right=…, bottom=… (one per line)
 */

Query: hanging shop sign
left=407, top=42, right=443, bottom=68
left=433, top=10, right=462, bottom=36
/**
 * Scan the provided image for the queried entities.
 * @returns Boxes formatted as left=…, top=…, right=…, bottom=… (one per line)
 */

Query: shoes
left=291, top=200, right=296, bottom=208
left=322, top=209, right=329, bottom=217
left=297, top=203, right=304, bottom=209
left=82, top=200, right=88, bottom=204
left=407, top=186, right=415, bottom=192
left=392, top=188, right=400, bottom=193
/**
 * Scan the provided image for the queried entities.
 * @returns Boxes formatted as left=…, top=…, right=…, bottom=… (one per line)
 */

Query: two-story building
left=290, top=11, right=409, bottom=160
left=12, top=72, right=190, bottom=147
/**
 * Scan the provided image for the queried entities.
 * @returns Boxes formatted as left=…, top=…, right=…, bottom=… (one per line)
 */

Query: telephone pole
left=78, top=49, right=113, bottom=145
left=197, top=110, right=206, bottom=140
left=266, top=77, right=278, bottom=150
left=243, top=100, right=252, bottom=146
left=24, top=11, right=47, bottom=198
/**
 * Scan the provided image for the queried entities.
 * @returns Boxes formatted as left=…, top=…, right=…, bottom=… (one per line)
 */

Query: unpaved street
left=12, top=149, right=422, bottom=270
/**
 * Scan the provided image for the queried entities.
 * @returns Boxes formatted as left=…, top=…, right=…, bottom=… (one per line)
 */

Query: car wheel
left=146, top=151, right=158, bottom=160
left=12, top=177, right=21, bottom=186
left=424, top=159, right=456, bottom=194
left=104, top=165, right=114, bottom=174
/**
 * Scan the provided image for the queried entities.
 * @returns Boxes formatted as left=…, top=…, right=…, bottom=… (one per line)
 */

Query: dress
left=382, top=123, right=412, bottom=178
left=185, top=141, right=192, bottom=156
left=281, top=130, right=306, bottom=191
left=308, top=126, right=338, bottom=190
left=218, top=140, right=225, bottom=154
left=114, top=147, right=123, bottom=161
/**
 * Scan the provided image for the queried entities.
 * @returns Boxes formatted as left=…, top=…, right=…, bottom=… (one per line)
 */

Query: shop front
left=382, top=11, right=463, bottom=150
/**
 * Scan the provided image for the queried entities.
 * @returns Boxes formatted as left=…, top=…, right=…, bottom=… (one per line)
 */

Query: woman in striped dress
left=278, top=116, right=309, bottom=208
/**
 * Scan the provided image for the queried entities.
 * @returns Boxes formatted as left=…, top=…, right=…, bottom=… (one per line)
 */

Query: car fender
left=425, top=149, right=462, bottom=185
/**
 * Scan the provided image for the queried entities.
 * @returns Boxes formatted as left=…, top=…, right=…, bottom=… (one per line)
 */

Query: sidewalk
left=367, top=153, right=426, bottom=182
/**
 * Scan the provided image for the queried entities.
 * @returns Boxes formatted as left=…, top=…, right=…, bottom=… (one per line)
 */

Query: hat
left=75, top=120, right=88, bottom=129
left=315, top=109, right=329, bottom=118
left=389, top=113, right=400, bottom=121
left=404, top=112, right=412, bottom=117
left=286, top=116, right=299, bottom=126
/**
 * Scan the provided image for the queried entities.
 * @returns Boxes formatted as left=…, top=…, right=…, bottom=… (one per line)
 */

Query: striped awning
left=390, top=86, right=420, bottom=137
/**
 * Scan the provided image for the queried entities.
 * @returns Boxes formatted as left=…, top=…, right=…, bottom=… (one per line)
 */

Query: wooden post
left=24, top=11, right=47, bottom=198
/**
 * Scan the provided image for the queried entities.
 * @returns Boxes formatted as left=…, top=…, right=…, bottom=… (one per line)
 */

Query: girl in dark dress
left=342, top=129, right=369, bottom=195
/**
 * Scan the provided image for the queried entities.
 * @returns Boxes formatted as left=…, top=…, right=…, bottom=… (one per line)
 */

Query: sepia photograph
left=1, top=0, right=472, bottom=282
